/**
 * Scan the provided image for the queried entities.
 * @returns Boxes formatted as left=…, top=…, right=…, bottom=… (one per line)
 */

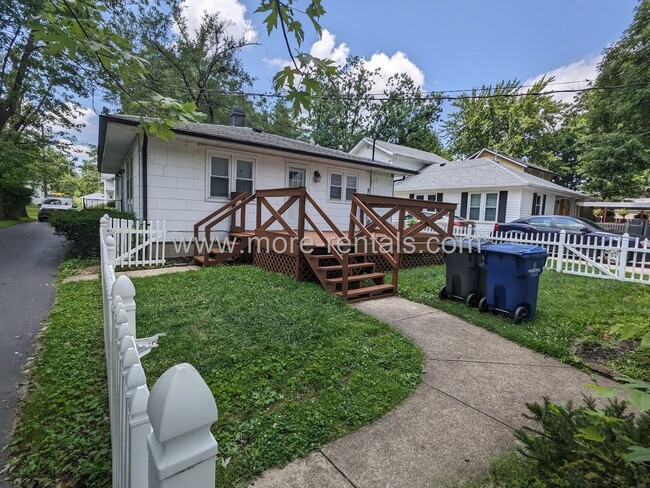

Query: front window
left=469, top=194, right=481, bottom=220
left=329, top=173, right=342, bottom=200
left=345, top=175, right=358, bottom=200
left=210, top=156, right=230, bottom=198
left=532, top=194, right=542, bottom=215
left=235, top=159, right=253, bottom=195
left=484, top=193, right=498, bottom=221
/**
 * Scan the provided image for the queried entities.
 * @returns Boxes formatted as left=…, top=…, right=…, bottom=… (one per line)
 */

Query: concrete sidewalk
left=251, top=296, right=615, bottom=488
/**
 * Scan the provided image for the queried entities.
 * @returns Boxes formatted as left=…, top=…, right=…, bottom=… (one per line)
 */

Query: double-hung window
left=484, top=193, right=498, bottom=221
left=329, top=171, right=358, bottom=201
left=469, top=194, right=481, bottom=220
left=207, top=153, right=255, bottom=199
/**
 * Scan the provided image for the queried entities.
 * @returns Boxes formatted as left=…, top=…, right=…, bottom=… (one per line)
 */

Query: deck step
left=318, top=262, right=375, bottom=272
left=325, top=272, right=384, bottom=284
left=230, top=231, right=254, bottom=239
left=336, top=284, right=394, bottom=298
left=309, top=252, right=367, bottom=260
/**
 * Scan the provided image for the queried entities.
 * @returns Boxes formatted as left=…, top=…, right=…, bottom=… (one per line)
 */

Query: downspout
left=142, top=133, right=148, bottom=221
left=393, top=175, right=406, bottom=197
left=371, top=137, right=376, bottom=161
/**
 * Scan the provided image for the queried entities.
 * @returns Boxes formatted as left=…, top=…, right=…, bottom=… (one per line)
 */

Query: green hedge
left=49, top=208, right=134, bottom=257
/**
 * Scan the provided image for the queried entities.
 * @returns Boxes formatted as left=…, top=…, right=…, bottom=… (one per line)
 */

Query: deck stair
left=192, top=188, right=454, bottom=302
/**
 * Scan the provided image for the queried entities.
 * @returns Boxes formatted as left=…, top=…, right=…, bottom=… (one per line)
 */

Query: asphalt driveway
left=0, top=221, right=65, bottom=484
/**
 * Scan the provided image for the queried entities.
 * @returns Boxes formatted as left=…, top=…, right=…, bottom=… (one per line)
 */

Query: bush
left=0, top=182, right=32, bottom=220
left=513, top=397, right=650, bottom=487
left=49, top=208, right=134, bottom=257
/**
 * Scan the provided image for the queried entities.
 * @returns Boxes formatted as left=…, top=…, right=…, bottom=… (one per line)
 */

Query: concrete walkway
left=252, top=296, right=615, bottom=488
left=61, top=264, right=200, bottom=283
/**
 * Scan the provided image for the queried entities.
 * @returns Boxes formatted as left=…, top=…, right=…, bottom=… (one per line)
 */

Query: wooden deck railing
left=193, top=192, right=255, bottom=262
left=255, top=187, right=351, bottom=297
left=349, top=194, right=456, bottom=288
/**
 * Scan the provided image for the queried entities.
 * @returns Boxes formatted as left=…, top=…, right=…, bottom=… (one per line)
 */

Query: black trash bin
left=439, top=238, right=490, bottom=307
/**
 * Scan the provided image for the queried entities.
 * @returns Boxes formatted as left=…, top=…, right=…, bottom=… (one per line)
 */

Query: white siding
left=352, top=142, right=427, bottom=172
left=146, top=136, right=391, bottom=239
left=520, top=189, right=555, bottom=219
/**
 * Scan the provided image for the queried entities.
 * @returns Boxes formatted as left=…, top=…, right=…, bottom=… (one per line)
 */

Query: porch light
left=313, top=170, right=321, bottom=183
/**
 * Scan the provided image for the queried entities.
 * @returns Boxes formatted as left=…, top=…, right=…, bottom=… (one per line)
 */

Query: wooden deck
left=193, top=188, right=456, bottom=302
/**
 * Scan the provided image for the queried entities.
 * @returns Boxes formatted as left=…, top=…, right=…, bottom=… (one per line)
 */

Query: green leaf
left=576, top=426, right=604, bottom=442
left=620, top=322, right=641, bottom=340
left=640, top=331, right=650, bottom=349
left=582, top=384, right=618, bottom=398
left=627, top=390, right=650, bottom=411
left=625, top=446, right=650, bottom=463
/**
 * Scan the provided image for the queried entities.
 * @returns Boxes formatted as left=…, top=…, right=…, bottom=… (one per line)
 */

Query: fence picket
left=100, top=216, right=217, bottom=487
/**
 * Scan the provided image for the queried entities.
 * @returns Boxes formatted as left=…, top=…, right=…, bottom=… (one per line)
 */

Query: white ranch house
left=97, top=114, right=416, bottom=244
left=350, top=139, right=586, bottom=232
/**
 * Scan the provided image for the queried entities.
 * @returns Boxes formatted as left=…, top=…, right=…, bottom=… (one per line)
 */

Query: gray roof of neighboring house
left=355, top=137, right=450, bottom=165
left=98, top=115, right=418, bottom=174
left=395, top=158, right=584, bottom=197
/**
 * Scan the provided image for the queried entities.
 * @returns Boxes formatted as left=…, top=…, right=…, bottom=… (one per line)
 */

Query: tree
left=444, top=78, right=565, bottom=166
left=578, top=0, right=650, bottom=199
left=306, top=57, right=444, bottom=153
left=29, top=147, right=76, bottom=197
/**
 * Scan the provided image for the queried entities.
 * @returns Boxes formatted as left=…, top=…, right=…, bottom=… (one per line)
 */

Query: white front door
left=287, top=167, right=306, bottom=226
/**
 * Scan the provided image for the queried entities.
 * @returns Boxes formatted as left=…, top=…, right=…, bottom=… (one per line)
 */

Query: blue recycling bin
left=479, top=243, right=548, bottom=323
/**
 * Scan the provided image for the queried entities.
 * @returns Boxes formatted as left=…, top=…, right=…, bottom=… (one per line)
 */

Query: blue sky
left=71, top=0, right=640, bottom=157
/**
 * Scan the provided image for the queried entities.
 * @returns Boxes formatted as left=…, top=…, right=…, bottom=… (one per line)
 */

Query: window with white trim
left=209, top=156, right=230, bottom=198
left=207, top=153, right=256, bottom=199
left=345, top=175, right=358, bottom=200
left=329, top=171, right=358, bottom=201
left=469, top=193, right=481, bottom=220
left=484, top=193, right=498, bottom=221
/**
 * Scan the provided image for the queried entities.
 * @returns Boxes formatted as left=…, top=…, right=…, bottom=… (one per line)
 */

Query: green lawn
left=392, top=265, right=650, bottom=380
left=0, top=206, right=37, bottom=229
left=4, top=266, right=422, bottom=487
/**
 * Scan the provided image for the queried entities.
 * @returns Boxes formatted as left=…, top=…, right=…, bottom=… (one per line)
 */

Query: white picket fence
left=100, top=216, right=218, bottom=487
left=599, top=222, right=627, bottom=233
left=107, top=218, right=166, bottom=267
left=454, top=227, right=650, bottom=284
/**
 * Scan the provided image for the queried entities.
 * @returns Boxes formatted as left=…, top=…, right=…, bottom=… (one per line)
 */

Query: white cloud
left=263, top=57, right=290, bottom=69
left=524, top=55, right=602, bottom=103
left=309, top=29, right=350, bottom=67
left=177, top=0, right=257, bottom=42
left=363, top=51, right=425, bottom=93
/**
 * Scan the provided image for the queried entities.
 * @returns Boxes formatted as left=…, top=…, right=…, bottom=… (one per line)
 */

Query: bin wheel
left=438, top=286, right=448, bottom=300
left=514, top=306, right=529, bottom=324
left=478, top=297, right=488, bottom=313
left=465, top=293, right=479, bottom=308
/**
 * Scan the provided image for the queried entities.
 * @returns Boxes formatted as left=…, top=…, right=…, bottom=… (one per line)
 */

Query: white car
left=38, top=197, right=73, bottom=221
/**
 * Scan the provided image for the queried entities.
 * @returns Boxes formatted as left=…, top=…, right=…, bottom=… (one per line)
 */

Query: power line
left=139, top=79, right=649, bottom=102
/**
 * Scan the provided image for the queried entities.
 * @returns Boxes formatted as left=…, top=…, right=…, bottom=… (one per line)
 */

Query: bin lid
left=482, top=243, right=548, bottom=257
left=443, top=238, right=491, bottom=252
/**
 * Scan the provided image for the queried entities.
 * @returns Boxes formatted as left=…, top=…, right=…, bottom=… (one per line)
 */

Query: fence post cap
left=112, top=275, right=135, bottom=300
left=100, top=214, right=109, bottom=224
left=105, top=235, right=115, bottom=247
left=148, top=363, right=218, bottom=443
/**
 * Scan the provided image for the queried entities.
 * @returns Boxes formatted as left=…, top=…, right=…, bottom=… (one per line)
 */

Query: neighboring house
left=97, top=113, right=416, bottom=240
left=101, top=173, right=116, bottom=201
left=349, top=137, right=450, bottom=173
left=469, top=148, right=556, bottom=182
left=81, top=192, right=107, bottom=208
left=394, top=157, right=585, bottom=231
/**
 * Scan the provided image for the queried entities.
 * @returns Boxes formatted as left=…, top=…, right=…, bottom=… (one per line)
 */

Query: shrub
left=514, top=397, right=650, bottom=487
left=0, top=182, right=32, bottom=220
left=49, top=208, right=134, bottom=257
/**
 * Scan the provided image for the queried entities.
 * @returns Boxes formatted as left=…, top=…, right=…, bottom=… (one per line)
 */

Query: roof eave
left=100, top=115, right=418, bottom=175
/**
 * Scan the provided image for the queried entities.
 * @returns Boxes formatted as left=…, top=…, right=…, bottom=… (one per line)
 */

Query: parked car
left=38, top=197, right=73, bottom=221
left=494, top=215, right=647, bottom=262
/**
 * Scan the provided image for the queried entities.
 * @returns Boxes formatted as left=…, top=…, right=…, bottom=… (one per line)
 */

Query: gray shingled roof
left=99, top=115, right=418, bottom=174
left=361, top=137, right=450, bottom=165
left=395, top=158, right=584, bottom=197
left=470, top=148, right=555, bottom=175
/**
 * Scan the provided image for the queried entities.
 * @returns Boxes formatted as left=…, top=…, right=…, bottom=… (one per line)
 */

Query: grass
left=4, top=265, right=422, bottom=487
left=392, top=265, right=650, bottom=380
left=0, top=206, right=38, bottom=229
left=57, top=257, right=101, bottom=279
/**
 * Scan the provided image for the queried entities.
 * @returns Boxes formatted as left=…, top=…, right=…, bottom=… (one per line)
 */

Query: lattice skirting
left=366, top=253, right=444, bottom=272
left=253, top=251, right=298, bottom=278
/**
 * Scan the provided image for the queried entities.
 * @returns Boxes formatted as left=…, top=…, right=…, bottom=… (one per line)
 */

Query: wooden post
left=148, top=364, right=218, bottom=488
